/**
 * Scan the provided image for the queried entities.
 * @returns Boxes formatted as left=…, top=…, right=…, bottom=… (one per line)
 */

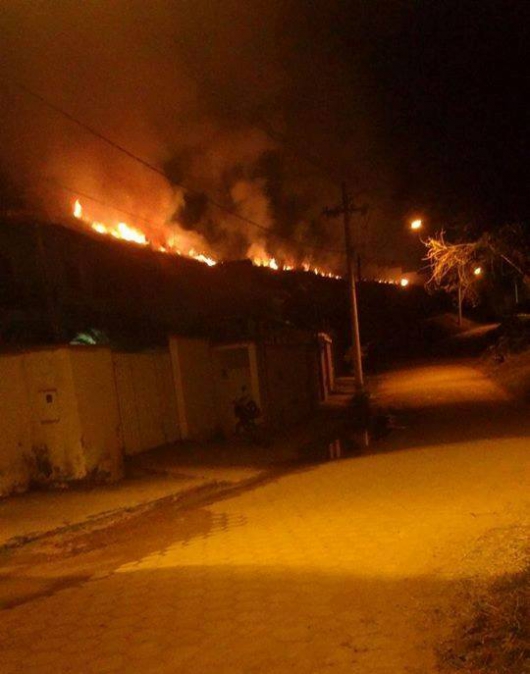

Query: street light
left=473, top=266, right=483, bottom=276
left=410, top=219, right=422, bottom=230
left=400, top=278, right=410, bottom=287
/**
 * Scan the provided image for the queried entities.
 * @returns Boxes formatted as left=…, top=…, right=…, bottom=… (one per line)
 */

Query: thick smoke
left=0, top=0, right=400, bottom=270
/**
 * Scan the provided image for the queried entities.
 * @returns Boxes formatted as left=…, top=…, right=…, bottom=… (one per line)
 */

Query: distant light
left=410, top=219, right=422, bottom=230
left=400, top=278, right=410, bottom=287
left=474, top=266, right=483, bottom=276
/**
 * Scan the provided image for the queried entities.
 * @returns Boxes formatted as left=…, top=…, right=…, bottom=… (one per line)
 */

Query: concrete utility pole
left=324, top=183, right=367, bottom=392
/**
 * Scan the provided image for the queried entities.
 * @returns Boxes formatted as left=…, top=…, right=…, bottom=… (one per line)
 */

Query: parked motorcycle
left=233, top=387, right=267, bottom=445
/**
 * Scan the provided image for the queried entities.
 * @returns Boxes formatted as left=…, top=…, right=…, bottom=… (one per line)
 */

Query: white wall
left=211, top=344, right=261, bottom=436
left=24, top=348, right=89, bottom=483
left=0, top=354, right=32, bottom=496
left=0, top=346, right=123, bottom=497
left=260, top=343, right=318, bottom=429
left=70, top=348, right=123, bottom=477
left=113, top=350, right=180, bottom=455
left=169, top=337, right=218, bottom=440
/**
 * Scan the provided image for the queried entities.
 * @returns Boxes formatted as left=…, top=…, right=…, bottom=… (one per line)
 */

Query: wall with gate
left=112, top=350, right=180, bottom=455
left=169, top=336, right=218, bottom=441
left=260, top=342, right=319, bottom=430
left=211, top=343, right=262, bottom=436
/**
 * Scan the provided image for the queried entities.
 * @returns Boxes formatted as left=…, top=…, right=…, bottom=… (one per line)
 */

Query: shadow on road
left=0, top=563, right=463, bottom=672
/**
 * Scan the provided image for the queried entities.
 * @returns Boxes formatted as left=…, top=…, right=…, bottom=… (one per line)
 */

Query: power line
left=4, top=8, right=341, bottom=187
left=128, top=7, right=343, bottom=186
left=1, top=10, right=347, bottom=251
left=39, top=177, right=166, bottom=229
left=1, top=77, right=344, bottom=255
left=37, top=175, right=345, bottom=256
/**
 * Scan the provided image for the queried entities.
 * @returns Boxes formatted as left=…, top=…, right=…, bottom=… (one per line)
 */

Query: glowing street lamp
left=410, top=219, right=422, bottom=231
left=473, top=266, right=483, bottom=276
left=400, top=278, right=410, bottom=287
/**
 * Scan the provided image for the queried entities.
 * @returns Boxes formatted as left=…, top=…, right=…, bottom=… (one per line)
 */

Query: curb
left=0, top=465, right=291, bottom=554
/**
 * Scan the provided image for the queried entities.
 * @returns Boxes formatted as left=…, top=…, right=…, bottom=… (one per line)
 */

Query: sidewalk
left=0, top=397, right=356, bottom=550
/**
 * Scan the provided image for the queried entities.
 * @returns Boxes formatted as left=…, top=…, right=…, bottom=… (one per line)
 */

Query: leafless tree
left=424, top=232, right=488, bottom=325
left=483, top=224, right=530, bottom=281
left=424, top=226, right=530, bottom=325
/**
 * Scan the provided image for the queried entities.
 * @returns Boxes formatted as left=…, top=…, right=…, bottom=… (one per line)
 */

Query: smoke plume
left=0, top=0, right=400, bottom=271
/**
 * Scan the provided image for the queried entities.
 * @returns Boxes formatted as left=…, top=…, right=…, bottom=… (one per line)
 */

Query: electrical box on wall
left=37, top=388, right=60, bottom=423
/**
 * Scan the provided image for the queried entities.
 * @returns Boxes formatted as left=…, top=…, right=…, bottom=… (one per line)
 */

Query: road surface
left=1, top=360, right=529, bottom=673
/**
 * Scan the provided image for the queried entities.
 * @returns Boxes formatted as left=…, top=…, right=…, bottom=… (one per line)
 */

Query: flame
left=91, top=222, right=107, bottom=235
left=114, top=222, right=148, bottom=245
left=251, top=255, right=341, bottom=279
left=69, top=200, right=407, bottom=283
left=249, top=248, right=342, bottom=279
left=188, top=249, right=217, bottom=267
left=72, top=200, right=217, bottom=266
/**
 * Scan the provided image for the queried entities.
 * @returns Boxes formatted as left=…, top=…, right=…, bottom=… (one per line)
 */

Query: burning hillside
left=71, top=198, right=341, bottom=278
left=0, top=2, right=407, bottom=281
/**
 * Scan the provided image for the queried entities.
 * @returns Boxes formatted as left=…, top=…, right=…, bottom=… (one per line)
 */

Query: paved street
left=1, top=361, right=529, bottom=673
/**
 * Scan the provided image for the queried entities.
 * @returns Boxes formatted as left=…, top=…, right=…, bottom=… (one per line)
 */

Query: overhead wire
left=0, top=6, right=349, bottom=256
left=129, top=5, right=344, bottom=187
left=1, top=77, right=345, bottom=256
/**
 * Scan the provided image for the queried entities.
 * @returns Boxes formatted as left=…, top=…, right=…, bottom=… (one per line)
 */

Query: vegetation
left=424, top=225, right=529, bottom=319
left=438, top=564, right=530, bottom=674
left=424, top=232, right=486, bottom=310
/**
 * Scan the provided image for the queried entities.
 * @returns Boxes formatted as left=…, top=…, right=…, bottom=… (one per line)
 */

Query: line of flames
left=73, top=199, right=217, bottom=266
left=71, top=199, right=343, bottom=279
left=71, top=200, right=410, bottom=286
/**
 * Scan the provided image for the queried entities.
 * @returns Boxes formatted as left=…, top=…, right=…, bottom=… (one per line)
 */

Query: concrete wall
left=260, top=342, right=319, bottom=430
left=0, top=354, right=32, bottom=496
left=70, top=348, right=123, bottom=477
left=1, top=335, right=322, bottom=496
left=170, top=337, right=320, bottom=439
left=113, top=350, right=180, bottom=455
left=211, top=343, right=262, bottom=436
left=0, top=347, right=123, bottom=497
left=24, top=348, right=87, bottom=484
left=169, top=337, right=218, bottom=441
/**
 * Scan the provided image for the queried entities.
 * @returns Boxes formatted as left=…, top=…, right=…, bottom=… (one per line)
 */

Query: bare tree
left=424, top=225, right=530, bottom=324
left=483, top=224, right=530, bottom=281
left=424, top=232, right=488, bottom=326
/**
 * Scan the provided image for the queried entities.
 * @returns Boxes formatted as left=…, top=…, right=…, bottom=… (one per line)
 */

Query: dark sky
left=0, top=0, right=528, bottom=268
left=365, top=0, right=530, bottom=231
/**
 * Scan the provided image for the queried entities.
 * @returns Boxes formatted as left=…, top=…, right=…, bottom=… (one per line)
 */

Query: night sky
left=0, top=0, right=528, bottom=267
left=367, top=0, right=530, bottom=231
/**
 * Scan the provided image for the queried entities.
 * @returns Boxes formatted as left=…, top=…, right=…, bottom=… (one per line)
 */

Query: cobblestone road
left=1, top=362, right=529, bottom=673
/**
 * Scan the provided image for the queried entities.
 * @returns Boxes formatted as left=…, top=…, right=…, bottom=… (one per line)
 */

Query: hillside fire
left=71, top=199, right=341, bottom=278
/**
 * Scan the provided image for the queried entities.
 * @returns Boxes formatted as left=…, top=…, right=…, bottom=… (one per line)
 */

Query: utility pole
left=324, top=183, right=367, bottom=392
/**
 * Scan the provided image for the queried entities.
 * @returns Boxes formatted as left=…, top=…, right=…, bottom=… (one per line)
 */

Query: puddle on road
left=299, top=409, right=405, bottom=464
left=0, top=499, right=248, bottom=610
left=1, top=405, right=407, bottom=610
